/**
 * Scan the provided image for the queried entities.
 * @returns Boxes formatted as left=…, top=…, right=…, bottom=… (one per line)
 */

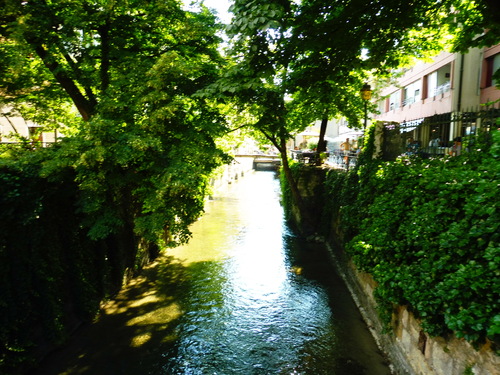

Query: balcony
left=432, top=81, right=451, bottom=97
left=402, top=96, right=416, bottom=107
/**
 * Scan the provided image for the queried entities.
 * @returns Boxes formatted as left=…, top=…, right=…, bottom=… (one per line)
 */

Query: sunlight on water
left=164, top=173, right=333, bottom=374
left=172, top=171, right=290, bottom=308
left=159, top=171, right=391, bottom=374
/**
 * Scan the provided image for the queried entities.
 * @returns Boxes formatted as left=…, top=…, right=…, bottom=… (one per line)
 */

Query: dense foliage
left=322, top=129, right=500, bottom=347
left=0, top=0, right=229, bottom=244
left=1, top=149, right=113, bottom=372
left=0, top=1, right=230, bottom=372
left=0, top=1, right=230, bottom=252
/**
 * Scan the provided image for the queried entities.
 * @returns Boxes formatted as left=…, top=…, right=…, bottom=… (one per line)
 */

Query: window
left=389, top=91, right=400, bottom=110
left=485, top=53, right=500, bottom=87
left=379, top=99, right=387, bottom=113
left=426, top=63, right=451, bottom=98
left=427, top=72, right=437, bottom=98
left=403, top=80, right=421, bottom=106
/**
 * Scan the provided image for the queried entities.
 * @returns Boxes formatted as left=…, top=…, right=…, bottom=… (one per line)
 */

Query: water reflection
left=32, top=171, right=391, bottom=375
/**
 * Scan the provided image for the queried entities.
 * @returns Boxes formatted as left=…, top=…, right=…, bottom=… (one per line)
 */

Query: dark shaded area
left=287, top=238, right=391, bottom=375
left=0, top=165, right=156, bottom=374
left=30, top=255, right=188, bottom=375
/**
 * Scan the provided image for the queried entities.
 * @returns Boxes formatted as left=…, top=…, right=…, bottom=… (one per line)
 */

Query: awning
left=325, top=131, right=364, bottom=144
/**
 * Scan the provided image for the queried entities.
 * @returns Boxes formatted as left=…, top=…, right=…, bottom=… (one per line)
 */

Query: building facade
left=0, top=106, right=60, bottom=145
left=373, top=44, right=500, bottom=154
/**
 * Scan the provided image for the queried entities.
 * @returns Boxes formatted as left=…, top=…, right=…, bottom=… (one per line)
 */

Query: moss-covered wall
left=280, top=163, right=329, bottom=236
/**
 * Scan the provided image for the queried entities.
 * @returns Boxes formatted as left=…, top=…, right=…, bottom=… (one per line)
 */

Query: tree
left=445, top=0, right=500, bottom=52
left=214, top=0, right=466, bottom=232
left=2, top=4, right=235, bottom=369
left=0, top=0, right=229, bottom=246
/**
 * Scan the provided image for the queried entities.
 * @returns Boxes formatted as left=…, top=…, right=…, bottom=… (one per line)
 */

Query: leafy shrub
left=326, top=129, right=500, bottom=347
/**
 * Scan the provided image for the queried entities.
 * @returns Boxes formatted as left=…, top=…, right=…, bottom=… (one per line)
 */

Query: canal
left=33, top=171, right=391, bottom=375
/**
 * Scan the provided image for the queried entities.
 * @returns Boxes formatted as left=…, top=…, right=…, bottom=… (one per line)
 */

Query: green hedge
left=0, top=149, right=139, bottom=373
left=323, top=129, right=500, bottom=348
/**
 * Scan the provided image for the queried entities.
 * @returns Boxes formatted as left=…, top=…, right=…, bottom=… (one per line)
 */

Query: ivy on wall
left=321, top=129, right=500, bottom=348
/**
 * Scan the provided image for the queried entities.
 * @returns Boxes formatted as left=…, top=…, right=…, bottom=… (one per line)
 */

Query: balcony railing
left=402, top=96, right=416, bottom=106
left=326, top=150, right=358, bottom=170
left=432, top=81, right=451, bottom=97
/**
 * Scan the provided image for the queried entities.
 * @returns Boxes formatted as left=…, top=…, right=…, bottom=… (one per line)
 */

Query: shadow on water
left=32, top=171, right=391, bottom=375
left=286, top=237, right=391, bottom=375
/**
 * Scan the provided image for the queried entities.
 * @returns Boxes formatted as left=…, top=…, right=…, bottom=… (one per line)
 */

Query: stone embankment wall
left=328, top=247, right=500, bottom=375
left=293, top=167, right=500, bottom=375
left=210, top=156, right=255, bottom=194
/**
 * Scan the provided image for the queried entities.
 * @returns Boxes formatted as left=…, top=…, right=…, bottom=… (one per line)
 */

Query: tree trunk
left=28, top=42, right=96, bottom=121
left=317, top=116, right=328, bottom=153
left=315, top=115, right=328, bottom=165
left=99, top=22, right=111, bottom=93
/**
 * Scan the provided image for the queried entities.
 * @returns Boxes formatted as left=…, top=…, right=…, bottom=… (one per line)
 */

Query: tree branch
left=29, top=42, right=96, bottom=121
left=225, top=123, right=252, bottom=134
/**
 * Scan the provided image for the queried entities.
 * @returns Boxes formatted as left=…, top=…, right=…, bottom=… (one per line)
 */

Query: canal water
left=33, top=171, right=391, bottom=375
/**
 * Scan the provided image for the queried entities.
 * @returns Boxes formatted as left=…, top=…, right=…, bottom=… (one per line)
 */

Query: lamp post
left=360, top=83, right=372, bottom=129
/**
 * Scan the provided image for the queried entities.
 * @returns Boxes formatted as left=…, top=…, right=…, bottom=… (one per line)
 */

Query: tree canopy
left=222, top=0, right=499, bottom=130
left=446, top=0, right=500, bottom=52
left=2, top=0, right=499, bottom=241
left=1, top=0, right=230, bottom=245
left=214, top=0, right=470, bottom=228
